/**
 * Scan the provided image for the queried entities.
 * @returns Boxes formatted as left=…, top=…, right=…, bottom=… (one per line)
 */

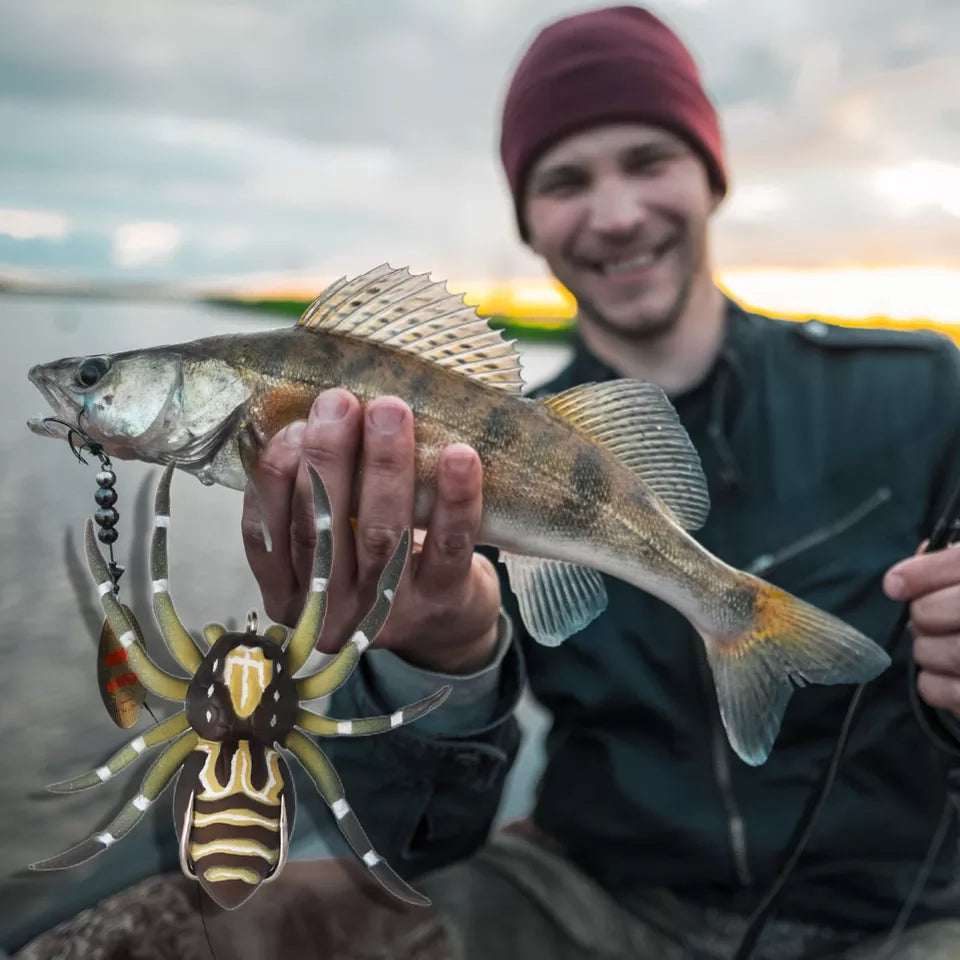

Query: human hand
left=884, top=543, right=960, bottom=718
left=241, top=389, right=501, bottom=675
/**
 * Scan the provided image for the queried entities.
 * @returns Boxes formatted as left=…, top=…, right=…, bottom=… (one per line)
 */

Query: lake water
left=0, top=294, right=568, bottom=951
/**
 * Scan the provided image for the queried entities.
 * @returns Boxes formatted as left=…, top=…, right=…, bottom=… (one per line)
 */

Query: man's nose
left=587, top=177, right=648, bottom=235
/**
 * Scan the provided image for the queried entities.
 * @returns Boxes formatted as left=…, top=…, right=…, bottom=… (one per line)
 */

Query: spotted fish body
left=173, top=635, right=296, bottom=909
left=27, top=265, right=891, bottom=764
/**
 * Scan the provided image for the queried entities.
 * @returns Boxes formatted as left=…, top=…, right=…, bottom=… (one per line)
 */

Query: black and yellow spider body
left=30, top=463, right=449, bottom=910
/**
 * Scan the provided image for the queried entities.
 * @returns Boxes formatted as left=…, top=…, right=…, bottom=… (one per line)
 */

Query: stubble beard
left=576, top=263, right=695, bottom=343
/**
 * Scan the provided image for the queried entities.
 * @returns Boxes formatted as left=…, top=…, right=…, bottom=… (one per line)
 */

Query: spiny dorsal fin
left=542, top=380, right=710, bottom=530
left=297, top=264, right=525, bottom=394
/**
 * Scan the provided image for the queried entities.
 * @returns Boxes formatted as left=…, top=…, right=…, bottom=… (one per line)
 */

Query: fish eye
left=75, top=356, right=111, bottom=388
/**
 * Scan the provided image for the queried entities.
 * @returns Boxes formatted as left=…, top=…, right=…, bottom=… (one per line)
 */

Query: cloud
left=0, top=0, right=957, bottom=281
left=0, top=208, right=69, bottom=241
left=112, top=221, right=182, bottom=268
left=872, top=160, right=960, bottom=218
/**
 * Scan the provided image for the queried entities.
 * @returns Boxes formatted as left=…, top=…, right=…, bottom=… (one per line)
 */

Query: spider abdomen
left=174, top=739, right=296, bottom=909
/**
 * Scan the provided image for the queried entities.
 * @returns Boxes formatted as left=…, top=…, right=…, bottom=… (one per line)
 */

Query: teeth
left=602, top=252, right=656, bottom=275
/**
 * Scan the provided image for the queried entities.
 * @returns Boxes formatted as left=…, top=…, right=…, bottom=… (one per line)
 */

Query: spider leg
left=282, top=729, right=429, bottom=906
left=294, top=685, right=451, bottom=737
left=30, top=730, right=200, bottom=871
left=203, top=623, right=227, bottom=646
left=46, top=711, right=191, bottom=793
left=284, top=464, right=333, bottom=675
left=86, top=520, right=189, bottom=702
left=151, top=464, right=205, bottom=672
left=296, top=527, right=410, bottom=702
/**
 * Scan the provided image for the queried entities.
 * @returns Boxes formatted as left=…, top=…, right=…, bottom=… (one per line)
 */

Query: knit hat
left=499, top=5, right=727, bottom=240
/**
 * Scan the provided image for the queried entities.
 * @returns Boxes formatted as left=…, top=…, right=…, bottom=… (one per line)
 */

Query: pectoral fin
left=499, top=551, right=607, bottom=646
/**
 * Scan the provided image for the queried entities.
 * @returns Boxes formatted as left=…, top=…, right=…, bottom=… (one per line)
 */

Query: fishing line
left=730, top=471, right=960, bottom=960
left=197, top=882, right=220, bottom=960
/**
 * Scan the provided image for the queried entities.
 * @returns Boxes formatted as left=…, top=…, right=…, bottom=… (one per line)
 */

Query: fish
left=27, top=263, right=891, bottom=765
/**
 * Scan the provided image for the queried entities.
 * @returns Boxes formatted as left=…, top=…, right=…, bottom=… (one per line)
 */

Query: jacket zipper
left=699, top=485, right=892, bottom=887
left=745, top=486, right=892, bottom=577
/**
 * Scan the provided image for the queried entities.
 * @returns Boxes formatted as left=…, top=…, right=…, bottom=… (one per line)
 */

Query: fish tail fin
left=700, top=578, right=890, bottom=766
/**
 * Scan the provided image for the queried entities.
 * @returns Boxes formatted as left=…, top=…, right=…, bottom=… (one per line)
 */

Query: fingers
left=910, top=583, right=960, bottom=635
left=884, top=542, right=960, bottom=601
left=292, top=390, right=363, bottom=597
left=355, top=398, right=416, bottom=585
left=242, top=424, right=305, bottom=623
left=417, top=444, right=484, bottom=596
left=914, top=634, right=960, bottom=677
left=917, top=669, right=960, bottom=717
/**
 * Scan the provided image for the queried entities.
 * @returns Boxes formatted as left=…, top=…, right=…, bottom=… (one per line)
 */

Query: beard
left=576, top=265, right=695, bottom=342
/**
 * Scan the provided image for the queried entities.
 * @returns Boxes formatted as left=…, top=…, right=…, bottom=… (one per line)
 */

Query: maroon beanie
left=500, top=5, right=727, bottom=240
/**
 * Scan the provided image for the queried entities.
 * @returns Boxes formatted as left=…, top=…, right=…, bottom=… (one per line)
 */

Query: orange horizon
left=229, top=263, right=960, bottom=340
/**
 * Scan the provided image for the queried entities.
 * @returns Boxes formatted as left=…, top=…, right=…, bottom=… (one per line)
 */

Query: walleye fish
left=28, top=264, right=890, bottom=765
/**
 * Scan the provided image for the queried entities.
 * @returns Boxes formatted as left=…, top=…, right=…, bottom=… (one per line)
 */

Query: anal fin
left=500, top=551, right=607, bottom=646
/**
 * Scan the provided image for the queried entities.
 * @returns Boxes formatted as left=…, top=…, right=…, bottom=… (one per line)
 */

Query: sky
left=1, top=0, right=958, bottom=297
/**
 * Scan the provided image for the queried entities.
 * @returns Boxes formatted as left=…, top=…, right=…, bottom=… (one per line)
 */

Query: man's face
left=523, top=123, right=719, bottom=339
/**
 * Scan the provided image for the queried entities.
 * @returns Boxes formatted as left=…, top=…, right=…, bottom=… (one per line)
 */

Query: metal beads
left=95, top=486, right=117, bottom=507
left=94, top=467, right=119, bottom=545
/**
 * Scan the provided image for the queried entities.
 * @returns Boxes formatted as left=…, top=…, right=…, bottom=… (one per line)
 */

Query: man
left=230, top=6, right=960, bottom=960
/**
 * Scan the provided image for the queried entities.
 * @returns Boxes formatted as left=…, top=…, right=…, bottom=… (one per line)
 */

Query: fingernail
left=282, top=421, right=307, bottom=446
left=369, top=403, right=404, bottom=434
left=885, top=571, right=906, bottom=599
left=312, top=391, right=349, bottom=422
left=446, top=449, right=474, bottom=479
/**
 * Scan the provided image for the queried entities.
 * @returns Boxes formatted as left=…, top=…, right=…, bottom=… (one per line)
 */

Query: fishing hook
left=41, top=413, right=107, bottom=467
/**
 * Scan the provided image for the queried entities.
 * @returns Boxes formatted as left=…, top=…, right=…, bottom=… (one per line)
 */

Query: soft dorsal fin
left=542, top=380, right=710, bottom=530
left=297, top=264, right=525, bottom=394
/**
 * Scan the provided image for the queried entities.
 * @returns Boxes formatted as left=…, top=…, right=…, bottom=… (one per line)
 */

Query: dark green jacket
left=327, top=298, right=960, bottom=932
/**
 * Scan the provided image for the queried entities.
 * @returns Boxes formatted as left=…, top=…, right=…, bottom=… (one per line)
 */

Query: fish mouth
left=26, top=415, right=71, bottom=439
left=26, top=364, right=81, bottom=440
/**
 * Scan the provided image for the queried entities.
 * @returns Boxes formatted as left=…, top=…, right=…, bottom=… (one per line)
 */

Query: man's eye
left=75, top=357, right=111, bottom=388
left=535, top=176, right=586, bottom=197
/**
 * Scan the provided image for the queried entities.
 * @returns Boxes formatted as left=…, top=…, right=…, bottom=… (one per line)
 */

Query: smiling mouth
left=589, top=238, right=673, bottom=276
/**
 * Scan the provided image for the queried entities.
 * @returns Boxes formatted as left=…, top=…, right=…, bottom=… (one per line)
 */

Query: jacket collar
left=562, top=293, right=755, bottom=400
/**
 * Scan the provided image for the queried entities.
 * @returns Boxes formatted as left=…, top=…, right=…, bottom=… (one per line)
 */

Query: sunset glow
left=240, top=264, right=960, bottom=343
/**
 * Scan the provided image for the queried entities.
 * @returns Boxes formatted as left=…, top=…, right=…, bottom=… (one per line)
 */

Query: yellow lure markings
left=196, top=741, right=284, bottom=805
left=202, top=866, right=261, bottom=885
left=222, top=646, right=273, bottom=718
left=188, top=838, right=278, bottom=864
left=192, top=809, right=280, bottom=830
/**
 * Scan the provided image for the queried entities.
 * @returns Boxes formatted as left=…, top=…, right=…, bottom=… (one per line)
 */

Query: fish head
left=27, top=349, right=187, bottom=461
left=29, top=343, right=253, bottom=472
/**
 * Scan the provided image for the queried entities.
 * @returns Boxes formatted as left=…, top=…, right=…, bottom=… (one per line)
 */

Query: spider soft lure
left=30, top=462, right=450, bottom=909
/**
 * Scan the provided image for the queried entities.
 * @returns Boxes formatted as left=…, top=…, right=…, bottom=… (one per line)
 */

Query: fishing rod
left=731, top=470, right=960, bottom=960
